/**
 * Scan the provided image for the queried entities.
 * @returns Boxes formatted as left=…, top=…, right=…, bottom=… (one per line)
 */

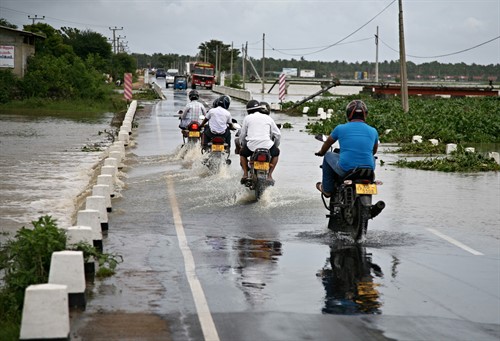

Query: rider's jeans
left=322, top=152, right=347, bottom=194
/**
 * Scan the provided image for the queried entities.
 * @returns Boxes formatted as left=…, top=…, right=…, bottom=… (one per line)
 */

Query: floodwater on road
left=1, top=82, right=499, bottom=340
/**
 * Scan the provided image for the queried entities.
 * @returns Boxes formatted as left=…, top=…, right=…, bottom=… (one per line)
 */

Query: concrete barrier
left=465, top=147, right=475, bottom=153
left=104, top=157, right=119, bottom=169
left=152, top=82, right=165, bottom=99
left=76, top=209, right=103, bottom=252
left=48, top=251, right=86, bottom=309
left=92, top=184, right=112, bottom=211
left=20, top=284, right=69, bottom=340
left=488, top=152, right=500, bottom=164
left=213, top=85, right=252, bottom=102
left=101, top=165, right=117, bottom=180
left=446, top=143, right=457, bottom=154
left=118, top=130, right=129, bottom=145
left=97, top=174, right=114, bottom=197
left=109, top=151, right=123, bottom=168
left=66, top=225, right=93, bottom=246
left=85, top=195, right=108, bottom=231
left=412, top=135, right=423, bottom=143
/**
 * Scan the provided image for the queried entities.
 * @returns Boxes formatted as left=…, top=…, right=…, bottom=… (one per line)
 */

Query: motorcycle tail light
left=212, top=137, right=225, bottom=144
left=191, top=123, right=199, bottom=130
left=256, top=154, right=268, bottom=162
left=360, top=179, right=371, bottom=184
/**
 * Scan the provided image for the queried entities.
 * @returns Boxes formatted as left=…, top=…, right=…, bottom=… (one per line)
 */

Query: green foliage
left=393, top=145, right=500, bottom=172
left=0, top=18, right=17, bottom=29
left=70, top=242, right=123, bottom=278
left=282, top=122, right=293, bottom=129
left=111, top=53, right=137, bottom=82
left=0, top=216, right=66, bottom=316
left=0, top=70, right=21, bottom=104
left=305, top=96, right=500, bottom=144
left=60, top=27, right=112, bottom=64
left=225, top=73, right=243, bottom=88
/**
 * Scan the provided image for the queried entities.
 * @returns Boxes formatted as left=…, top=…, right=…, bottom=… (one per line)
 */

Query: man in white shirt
left=200, top=95, right=234, bottom=150
left=239, top=101, right=281, bottom=183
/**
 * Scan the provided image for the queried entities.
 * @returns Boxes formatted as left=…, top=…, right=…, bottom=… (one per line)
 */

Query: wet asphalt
left=71, top=81, right=500, bottom=341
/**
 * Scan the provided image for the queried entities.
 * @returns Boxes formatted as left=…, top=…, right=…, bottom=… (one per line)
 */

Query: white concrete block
left=412, top=135, right=423, bottom=143
left=97, top=174, right=114, bottom=189
left=49, top=251, right=86, bottom=294
left=109, top=150, right=123, bottom=165
left=66, top=226, right=93, bottom=247
left=104, top=157, right=118, bottom=168
left=92, top=184, right=111, bottom=211
left=303, top=106, right=309, bottom=114
left=446, top=143, right=457, bottom=154
left=76, top=209, right=102, bottom=242
left=20, top=284, right=69, bottom=340
left=85, top=195, right=108, bottom=230
left=101, top=165, right=117, bottom=179
left=118, top=130, right=129, bottom=145
left=429, top=139, right=439, bottom=146
left=465, top=147, right=475, bottom=153
left=488, top=152, right=500, bottom=164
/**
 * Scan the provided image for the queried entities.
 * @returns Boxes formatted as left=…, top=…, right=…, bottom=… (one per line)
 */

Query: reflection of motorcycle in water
left=243, top=148, right=274, bottom=200
left=318, top=243, right=383, bottom=314
left=316, top=135, right=385, bottom=242
left=234, top=238, right=282, bottom=304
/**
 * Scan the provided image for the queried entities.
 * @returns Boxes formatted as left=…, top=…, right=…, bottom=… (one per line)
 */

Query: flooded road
left=1, top=82, right=499, bottom=340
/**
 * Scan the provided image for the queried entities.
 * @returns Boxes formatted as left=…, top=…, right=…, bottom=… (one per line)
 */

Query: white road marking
left=166, top=176, right=220, bottom=341
left=426, top=228, right=484, bottom=256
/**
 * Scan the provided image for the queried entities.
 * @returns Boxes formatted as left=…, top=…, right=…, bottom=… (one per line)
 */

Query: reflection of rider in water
left=319, top=243, right=383, bottom=314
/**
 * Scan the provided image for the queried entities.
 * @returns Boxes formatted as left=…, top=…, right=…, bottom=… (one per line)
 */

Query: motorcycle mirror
left=232, top=123, right=242, bottom=130
left=276, top=123, right=282, bottom=129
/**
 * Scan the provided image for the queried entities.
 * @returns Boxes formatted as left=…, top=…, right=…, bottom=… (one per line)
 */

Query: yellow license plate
left=188, top=131, right=200, bottom=137
left=211, top=144, right=225, bottom=152
left=254, top=161, right=270, bottom=171
left=355, top=183, right=377, bottom=195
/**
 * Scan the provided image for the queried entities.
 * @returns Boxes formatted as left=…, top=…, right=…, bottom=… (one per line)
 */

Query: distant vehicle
left=155, top=68, right=166, bottom=78
left=186, top=62, right=215, bottom=90
left=173, top=75, right=187, bottom=90
left=165, top=69, right=179, bottom=86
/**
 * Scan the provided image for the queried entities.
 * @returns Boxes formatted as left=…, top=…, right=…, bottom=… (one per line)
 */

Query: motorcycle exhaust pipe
left=370, top=201, right=385, bottom=219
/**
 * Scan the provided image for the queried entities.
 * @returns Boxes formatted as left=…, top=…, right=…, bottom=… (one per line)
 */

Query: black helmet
left=259, top=101, right=271, bottom=115
left=345, top=100, right=368, bottom=121
left=216, top=95, right=231, bottom=110
left=188, top=90, right=199, bottom=101
left=246, top=99, right=261, bottom=114
left=212, top=98, right=219, bottom=108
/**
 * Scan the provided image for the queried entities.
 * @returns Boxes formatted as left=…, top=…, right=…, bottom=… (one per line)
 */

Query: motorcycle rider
left=239, top=100, right=281, bottom=184
left=200, top=95, right=235, bottom=150
left=179, top=90, right=206, bottom=130
left=235, top=99, right=261, bottom=155
left=315, top=99, right=379, bottom=197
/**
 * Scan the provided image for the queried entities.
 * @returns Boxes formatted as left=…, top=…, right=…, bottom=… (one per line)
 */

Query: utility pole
left=109, top=26, right=123, bottom=54
left=28, top=15, right=45, bottom=25
left=375, top=26, right=379, bottom=83
left=215, top=45, right=219, bottom=82
left=230, top=41, right=233, bottom=85
left=117, top=35, right=126, bottom=53
left=398, top=0, right=409, bottom=112
left=242, top=42, right=247, bottom=90
left=261, top=33, right=265, bottom=94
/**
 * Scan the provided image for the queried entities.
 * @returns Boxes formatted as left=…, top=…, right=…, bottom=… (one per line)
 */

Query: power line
left=379, top=35, right=500, bottom=59
left=266, top=0, right=396, bottom=57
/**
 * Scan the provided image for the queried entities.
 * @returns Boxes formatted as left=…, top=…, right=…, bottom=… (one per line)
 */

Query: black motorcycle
left=243, top=148, right=274, bottom=200
left=316, top=135, right=385, bottom=241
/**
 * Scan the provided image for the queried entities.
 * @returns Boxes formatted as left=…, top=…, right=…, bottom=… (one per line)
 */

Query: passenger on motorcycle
left=239, top=100, right=281, bottom=184
left=200, top=95, right=235, bottom=150
left=179, top=90, right=206, bottom=129
left=315, top=100, right=379, bottom=197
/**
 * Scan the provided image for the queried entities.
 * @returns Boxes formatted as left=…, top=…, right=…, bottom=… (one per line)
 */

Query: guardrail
left=151, top=81, right=165, bottom=99
left=213, top=85, right=252, bottom=102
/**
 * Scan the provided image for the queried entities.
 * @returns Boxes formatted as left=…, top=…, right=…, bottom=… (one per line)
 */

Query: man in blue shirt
left=315, top=100, right=379, bottom=197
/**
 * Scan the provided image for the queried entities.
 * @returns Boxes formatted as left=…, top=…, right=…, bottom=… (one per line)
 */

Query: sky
left=1, top=0, right=499, bottom=66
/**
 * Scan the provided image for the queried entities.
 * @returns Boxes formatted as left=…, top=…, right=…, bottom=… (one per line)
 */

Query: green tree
left=111, top=52, right=137, bottom=82
left=60, top=27, right=112, bottom=67
left=198, top=40, right=240, bottom=72
left=0, top=18, right=17, bottom=29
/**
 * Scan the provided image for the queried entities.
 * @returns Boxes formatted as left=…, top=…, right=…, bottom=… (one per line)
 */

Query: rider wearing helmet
left=200, top=95, right=235, bottom=149
left=234, top=100, right=262, bottom=155
left=179, top=89, right=206, bottom=130
left=239, top=100, right=281, bottom=184
left=259, top=101, right=271, bottom=115
left=315, top=99, right=378, bottom=197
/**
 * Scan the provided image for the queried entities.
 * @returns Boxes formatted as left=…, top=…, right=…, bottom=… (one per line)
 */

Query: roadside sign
left=279, top=73, right=286, bottom=102
left=124, top=73, right=132, bottom=100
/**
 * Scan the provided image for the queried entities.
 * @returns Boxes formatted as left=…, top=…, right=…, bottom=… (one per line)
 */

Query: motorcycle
left=316, top=135, right=385, bottom=242
left=201, top=119, right=240, bottom=172
left=178, top=110, right=203, bottom=147
left=243, top=148, right=274, bottom=200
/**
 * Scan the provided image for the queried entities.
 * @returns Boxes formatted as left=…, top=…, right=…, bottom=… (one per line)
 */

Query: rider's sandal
left=240, top=177, right=249, bottom=185
left=316, top=182, right=332, bottom=198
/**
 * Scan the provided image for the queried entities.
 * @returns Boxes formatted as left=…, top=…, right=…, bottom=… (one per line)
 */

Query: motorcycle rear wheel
left=328, top=198, right=369, bottom=242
